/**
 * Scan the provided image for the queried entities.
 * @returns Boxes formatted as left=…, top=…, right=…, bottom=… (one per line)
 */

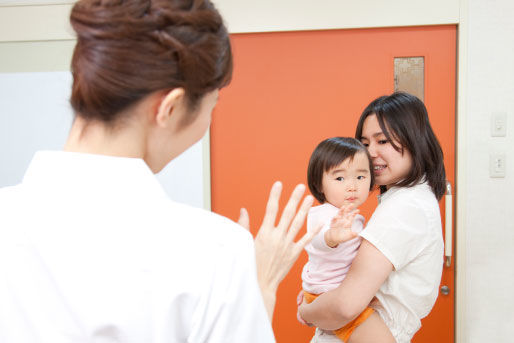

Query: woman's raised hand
left=238, top=181, right=320, bottom=320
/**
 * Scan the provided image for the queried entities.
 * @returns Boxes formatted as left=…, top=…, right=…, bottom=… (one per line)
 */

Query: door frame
left=215, top=3, right=468, bottom=342
left=0, top=1, right=468, bottom=341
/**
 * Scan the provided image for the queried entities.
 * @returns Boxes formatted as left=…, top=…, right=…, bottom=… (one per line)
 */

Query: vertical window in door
left=394, top=56, right=424, bottom=101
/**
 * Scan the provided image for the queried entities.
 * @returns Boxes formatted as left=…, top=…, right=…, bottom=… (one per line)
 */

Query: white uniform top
left=359, top=182, right=443, bottom=343
left=0, top=151, right=274, bottom=343
left=302, top=203, right=364, bottom=294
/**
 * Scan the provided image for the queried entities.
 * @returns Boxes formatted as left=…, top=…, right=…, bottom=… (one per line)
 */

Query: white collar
left=378, top=180, right=430, bottom=203
left=22, top=151, right=165, bottom=197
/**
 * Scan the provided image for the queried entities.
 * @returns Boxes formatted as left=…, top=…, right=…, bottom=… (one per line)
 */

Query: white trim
left=0, top=40, right=75, bottom=72
left=0, top=1, right=460, bottom=42
left=0, top=4, right=74, bottom=42
left=455, top=1, right=468, bottom=342
left=0, top=0, right=74, bottom=6
left=213, top=0, right=459, bottom=33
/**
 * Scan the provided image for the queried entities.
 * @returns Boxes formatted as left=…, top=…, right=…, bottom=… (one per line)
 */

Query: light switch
left=491, top=112, right=507, bottom=137
left=490, top=153, right=506, bottom=178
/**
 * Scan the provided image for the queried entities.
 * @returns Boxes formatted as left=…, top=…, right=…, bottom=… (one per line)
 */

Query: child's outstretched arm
left=324, top=202, right=360, bottom=248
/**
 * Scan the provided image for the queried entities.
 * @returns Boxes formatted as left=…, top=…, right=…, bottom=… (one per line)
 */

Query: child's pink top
left=301, top=203, right=365, bottom=294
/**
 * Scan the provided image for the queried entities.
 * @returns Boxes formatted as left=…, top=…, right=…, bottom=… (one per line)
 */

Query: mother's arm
left=299, top=239, right=393, bottom=330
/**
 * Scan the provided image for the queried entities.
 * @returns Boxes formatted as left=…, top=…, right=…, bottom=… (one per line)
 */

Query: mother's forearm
left=299, top=240, right=393, bottom=330
left=299, top=289, right=361, bottom=330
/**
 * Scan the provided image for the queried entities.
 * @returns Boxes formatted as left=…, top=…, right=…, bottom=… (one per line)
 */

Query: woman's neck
left=64, top=115, right=147, bottom=159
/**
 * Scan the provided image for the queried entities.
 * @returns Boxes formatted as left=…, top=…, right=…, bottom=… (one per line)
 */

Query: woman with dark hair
left=299, top=92, right=446, bottom=343
left=0, top=0, right=317, bottom=341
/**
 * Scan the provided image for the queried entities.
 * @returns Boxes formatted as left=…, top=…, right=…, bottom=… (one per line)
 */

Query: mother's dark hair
left=355, top=92, right=447, bottom=200
left=69, top=0, right=232, bottom=125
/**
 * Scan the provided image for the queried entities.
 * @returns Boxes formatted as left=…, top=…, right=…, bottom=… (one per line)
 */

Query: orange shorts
left=303, top=291, right=374, bottom=342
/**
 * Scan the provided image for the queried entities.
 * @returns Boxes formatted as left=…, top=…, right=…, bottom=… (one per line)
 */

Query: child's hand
left=324, top=202, right=359, bottom=248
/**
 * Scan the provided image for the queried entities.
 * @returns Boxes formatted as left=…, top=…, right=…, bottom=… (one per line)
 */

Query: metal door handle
left=444, top=181, right=452, bottom=267
left=440, top=285, right=450, bottom=295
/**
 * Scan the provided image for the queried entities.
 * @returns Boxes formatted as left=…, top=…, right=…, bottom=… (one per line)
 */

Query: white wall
left=212, top=0, right=458, bottom=33
left=0, top=70, right=208, bottom=209
left=464, top=0, right=514, bottom=341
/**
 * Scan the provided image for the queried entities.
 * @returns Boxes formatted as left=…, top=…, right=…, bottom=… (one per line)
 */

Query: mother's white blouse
left=360, top=182, right=444, bottom=343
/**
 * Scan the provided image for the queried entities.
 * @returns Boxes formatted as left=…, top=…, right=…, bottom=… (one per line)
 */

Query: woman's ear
left=154, top=88, right=186, bottom=128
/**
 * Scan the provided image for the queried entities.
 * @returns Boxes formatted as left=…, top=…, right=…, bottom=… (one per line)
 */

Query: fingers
left=332, top=204, right=360, bottom=230
left=238, top=208, right=250, bottom=231
left=277, top=184, right=306, bottom=231
left=341, top=210, right=358, bottom=227
left=286, top=194, right=313, bottom=241
left=261, top=181, right=282, bottom=229
left=297, top=309, right=309, bottom=326
left=295, top=222, right=321, bottom=251
left=338, top=203, right=354, bottom=217
left=258, top=181, right=314, bottom=251
left=330, top=215, right=341, bottom=228
left=296, top=289, right=304, bottom=306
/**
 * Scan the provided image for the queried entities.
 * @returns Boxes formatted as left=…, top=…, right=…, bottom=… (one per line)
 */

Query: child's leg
left=347, top=312, right=395, bottom=343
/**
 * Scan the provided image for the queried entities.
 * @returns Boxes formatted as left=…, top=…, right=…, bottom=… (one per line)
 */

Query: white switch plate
left=490, top=153, right=506, bottom=178
left=491, top=112, right=507, bottom=137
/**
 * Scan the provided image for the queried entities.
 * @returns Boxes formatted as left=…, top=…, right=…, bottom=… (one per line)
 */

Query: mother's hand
left=238, top=182, right=320, bottom=320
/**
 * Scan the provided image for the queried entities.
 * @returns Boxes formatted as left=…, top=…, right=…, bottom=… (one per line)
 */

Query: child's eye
left=378, top=139, right=389, bottom=145
left=335, top=177, right=344, bottom=181
left=357, top=176, right=366, bottom=180
left=361, top=142, right=369, bottom=147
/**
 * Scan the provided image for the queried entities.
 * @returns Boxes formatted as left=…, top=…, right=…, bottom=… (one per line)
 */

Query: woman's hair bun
left=69, top=0, right=232, bottom=123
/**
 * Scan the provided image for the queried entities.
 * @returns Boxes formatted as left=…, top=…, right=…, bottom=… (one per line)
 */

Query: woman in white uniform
left=298, top=92, right=447, bottom=343
left=0, top=0, right=317, bottom=342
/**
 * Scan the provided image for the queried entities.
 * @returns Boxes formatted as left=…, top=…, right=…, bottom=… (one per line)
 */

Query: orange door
left=211, top=26, right=456, bottom=343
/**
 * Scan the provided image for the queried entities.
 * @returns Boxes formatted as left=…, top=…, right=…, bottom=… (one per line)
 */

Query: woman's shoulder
left=0, top=185, right=25, bottom=233
left=0, top=184, right=22, bottom=203
left=380, top=182, right=438, bottom=212
left=364, top=183, right=443, bottom=270
left=370, top=182, right=442, bottom=236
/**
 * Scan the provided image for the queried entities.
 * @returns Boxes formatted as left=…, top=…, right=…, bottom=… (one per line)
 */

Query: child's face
left=321, top=151, right=371, bottom=209
left=359, top=114, right=413, bottom=189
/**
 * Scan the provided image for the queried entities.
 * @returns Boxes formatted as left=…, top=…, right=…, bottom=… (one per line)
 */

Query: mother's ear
left=154, top=88, right=186, bottom=128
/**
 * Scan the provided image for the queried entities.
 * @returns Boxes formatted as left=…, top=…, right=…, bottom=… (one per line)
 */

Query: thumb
left=296, top=289, right=304, bottom=306
left=238, top=208, right=250, bottom=231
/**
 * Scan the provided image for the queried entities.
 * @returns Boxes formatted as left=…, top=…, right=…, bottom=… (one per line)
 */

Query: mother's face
left=359, top=114, right=413, bottom=189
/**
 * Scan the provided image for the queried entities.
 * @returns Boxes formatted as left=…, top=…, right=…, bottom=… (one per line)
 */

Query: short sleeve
left=309, top=222, right=335, bottom=252
left=360, top=198, right=430, bottom=270
left=306, top=206, right=331, bottom=252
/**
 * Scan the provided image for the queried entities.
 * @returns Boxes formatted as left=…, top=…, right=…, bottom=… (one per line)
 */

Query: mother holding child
left=298, top=92, right=447, bottom=343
